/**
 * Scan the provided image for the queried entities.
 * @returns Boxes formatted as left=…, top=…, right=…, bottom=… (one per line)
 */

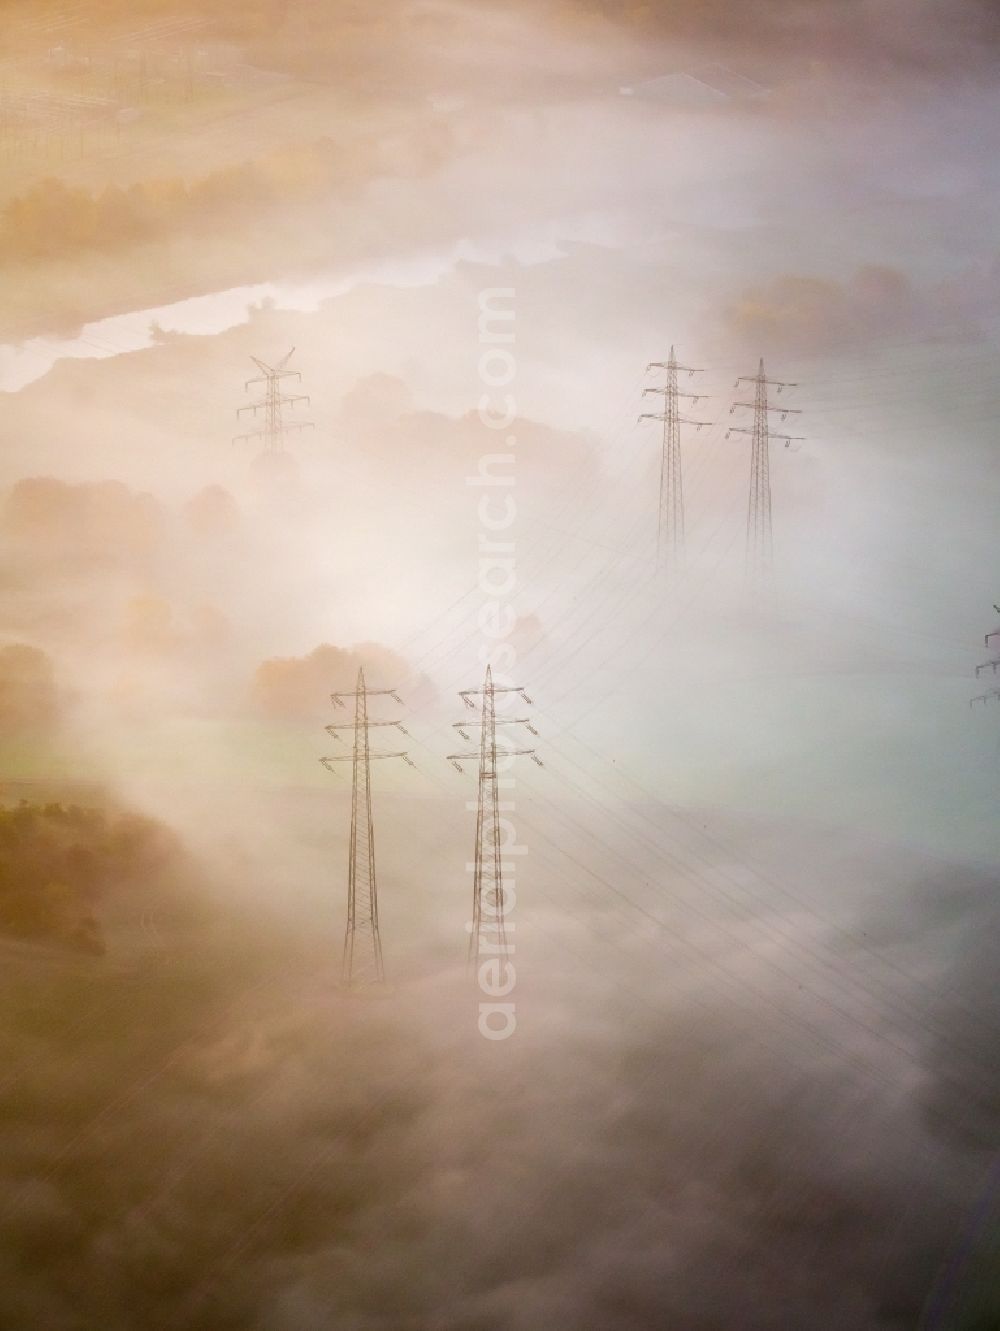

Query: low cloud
left=0, top=808, right=996, bottom=1329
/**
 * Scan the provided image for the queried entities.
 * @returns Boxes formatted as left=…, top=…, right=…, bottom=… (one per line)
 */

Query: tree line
left=0, top=144, right=340, bottom=262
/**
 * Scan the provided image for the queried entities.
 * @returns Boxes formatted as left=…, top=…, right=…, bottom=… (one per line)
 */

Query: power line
left=233, top=347, right=312, bottom=453
left=321, top=668, right=414, bottom=989
left=447, top=666, right=541, bottom=972
left=970, top=605, right=1000, bottom=708
left=726, top=357, right=804, bottom=584
left=638, top=345, right=711, bottom=571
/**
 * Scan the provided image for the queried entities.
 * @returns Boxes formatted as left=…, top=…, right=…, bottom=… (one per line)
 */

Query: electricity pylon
left=447, top=666, right=541, bottom=971
left=638, top=346, right=711, bottom=570
left=726, top=357, right=803, bottom=581
left=234, top=348, right=313, bottom=452
left=971, top=607, right=1000, bottom=708
left=320, top=668, right=414, bottom=989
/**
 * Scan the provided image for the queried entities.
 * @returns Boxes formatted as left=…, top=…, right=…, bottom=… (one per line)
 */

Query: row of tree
left=0, top=801, right=181, bottom=954
left=0, top=142, right=343, bottom=262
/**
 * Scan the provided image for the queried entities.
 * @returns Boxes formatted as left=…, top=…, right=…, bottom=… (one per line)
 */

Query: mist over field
left=1, top=2, right=999, bottom=1328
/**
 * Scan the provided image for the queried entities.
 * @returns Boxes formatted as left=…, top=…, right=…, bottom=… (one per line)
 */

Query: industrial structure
left=971, top=606, right=1000, bottom=708
left=726, top=357, right=803, bottom=582
left=638, top=345, right=711, bottom=570
left=447, top=667, right=541, bottom=970
left=321, top=668, right=413, bottom=989
left=234, top=349, right=313, bottom=454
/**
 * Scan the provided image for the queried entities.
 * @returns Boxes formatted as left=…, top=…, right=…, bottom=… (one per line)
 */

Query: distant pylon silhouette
left=727, top=357, right=803, bottom=582
left=234, top=348, right=313, bottom=452
left=321, top=668, right=413, bottom=988
left=639, top=345, right=711, bottom=570
left=970, top=605, right=1000, bottom=708
left=447, top=666, right=541, bottom=971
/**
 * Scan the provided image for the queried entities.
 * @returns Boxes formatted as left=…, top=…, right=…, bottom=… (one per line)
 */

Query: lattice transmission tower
left=447, top=667, right=541, bottom=971
left=639, top=346, right=711, bottom=570
left=321, top=668, right=413, bottom=989
left=726, top=357, right=803, bottom=581
left=234, top=348, right=313, bottom=452
left=971, top=605, right=1000, bottom=709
